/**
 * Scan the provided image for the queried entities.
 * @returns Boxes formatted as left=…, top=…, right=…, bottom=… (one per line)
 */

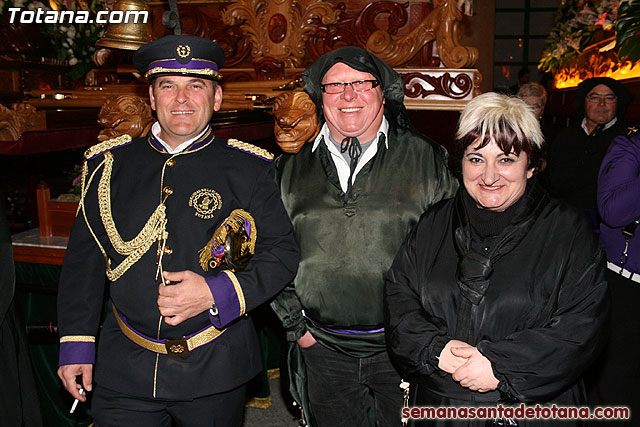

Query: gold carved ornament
left=273, top=91, right=319, bottom=154
left=221, top=0, right=341, bottom=68
left=0, top=103, right=46, bottom=141
left=365, top=0, right=478, bottom=68
left=98, top=95, right=154, bottom=142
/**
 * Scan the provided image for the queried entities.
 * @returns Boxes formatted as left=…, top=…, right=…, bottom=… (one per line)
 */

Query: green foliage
left=616, top=0, right=640, bottom=63
left=538, top=0, right=620, bottom=73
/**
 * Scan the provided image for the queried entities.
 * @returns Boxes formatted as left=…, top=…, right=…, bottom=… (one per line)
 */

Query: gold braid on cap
left=198, top=209, right=256, bottom=272
left=145, top=67, right=222, bottom=80
left=96, top=152, right=168, bottom=281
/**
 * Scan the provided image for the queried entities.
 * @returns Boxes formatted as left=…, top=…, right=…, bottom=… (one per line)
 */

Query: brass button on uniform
left=166, top=159, right=176, bottom=167
left=163, top=246, right=173, bottom=255
left=163, top=186, right=173, bottom=195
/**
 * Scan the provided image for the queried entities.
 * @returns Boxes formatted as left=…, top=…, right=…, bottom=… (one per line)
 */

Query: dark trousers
left=301, top=343, right=403, bottom=427
left=587, top=269, right=640, bottom=425
left=91, top=383, right=246, bottom=427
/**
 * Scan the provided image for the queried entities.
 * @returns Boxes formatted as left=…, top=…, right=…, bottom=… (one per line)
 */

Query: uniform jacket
left=598, top=130, right=640, bottom=274
left=384, top=183, right=609, bottom=417
left=57, top=129, right=299, bottom=399
left=272, top=124, right=457, bottom=357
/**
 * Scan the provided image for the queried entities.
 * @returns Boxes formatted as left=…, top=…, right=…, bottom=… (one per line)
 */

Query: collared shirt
left=311, top=117, right=390, bottom=193
left=581, top=116, right=617, bottom=135
left=150, top=121, right=209, bottom=154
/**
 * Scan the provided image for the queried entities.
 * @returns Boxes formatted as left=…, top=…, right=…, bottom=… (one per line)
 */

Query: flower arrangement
left=539, top=0, right=621, bottom=73
left=0, top=0, right=105, bottom=81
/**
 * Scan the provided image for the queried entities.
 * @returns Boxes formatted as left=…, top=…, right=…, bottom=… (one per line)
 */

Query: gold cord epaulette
left=95, top=152, right=168, bottom=281
left=84, top=134, right=132, bottom=160
left=226, top=138, right=274, bottom=161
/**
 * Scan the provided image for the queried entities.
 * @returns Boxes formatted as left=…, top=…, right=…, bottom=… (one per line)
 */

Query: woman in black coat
left=384, top=93, right=611, bottom=426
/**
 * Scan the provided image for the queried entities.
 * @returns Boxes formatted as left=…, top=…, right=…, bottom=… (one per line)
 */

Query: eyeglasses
left=586, top=94, right=617, bottom=104
left=320, top=80, right=380, bottom=94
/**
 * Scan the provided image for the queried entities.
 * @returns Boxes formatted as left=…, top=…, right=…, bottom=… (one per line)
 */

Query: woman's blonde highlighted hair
left=449, top=92, right=545, bottom=175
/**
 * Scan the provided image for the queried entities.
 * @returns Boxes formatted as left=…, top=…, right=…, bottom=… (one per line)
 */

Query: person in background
left=517, top=82, right=550, bottom=172
left=0, top=196, right=43, bottom=427
left=508, top=67, right=530, bottom=95
left=56, top=35, right=299, bottom=426
left=517, top=82, right=547, bottom=121
left=546, top=77, right=632, bottom=233
left=384, top=93, right=609, bottom=426
left=271, top=46, right=457, bottom=426
left=591, top=128, right=640, bottom=424
left=540, top=72, right=555, bottom=95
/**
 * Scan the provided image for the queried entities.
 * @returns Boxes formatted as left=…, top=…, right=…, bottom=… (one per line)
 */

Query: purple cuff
left=205, top=272, right=243, bottom=328
left=59, top=342, right=95, bottom=366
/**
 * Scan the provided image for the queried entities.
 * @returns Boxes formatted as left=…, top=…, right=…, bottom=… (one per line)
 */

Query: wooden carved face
left=273, top=91, right=319, bottom=154
left=98, top=95, right=154, bottom=141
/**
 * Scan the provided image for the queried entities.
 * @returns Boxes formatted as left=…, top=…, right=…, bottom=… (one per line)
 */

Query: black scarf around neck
left=451, top=181, right=549, bottom=342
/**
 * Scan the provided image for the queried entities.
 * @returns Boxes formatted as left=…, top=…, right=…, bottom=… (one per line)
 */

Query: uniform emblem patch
left=189, top=189, right=222, bottom=219
left=177, top=44, right=191, bottom=58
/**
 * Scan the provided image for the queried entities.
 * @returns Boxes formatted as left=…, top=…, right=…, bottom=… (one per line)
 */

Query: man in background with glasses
left=271, top=46, right=457, bottom=426
left=547, top=77, right=632, bottom=231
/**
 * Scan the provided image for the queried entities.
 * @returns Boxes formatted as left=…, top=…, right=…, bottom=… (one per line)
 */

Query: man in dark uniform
left=56, top=35, right=299, bottom=426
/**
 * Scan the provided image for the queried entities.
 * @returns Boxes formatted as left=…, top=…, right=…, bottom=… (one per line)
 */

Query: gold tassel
left=198, top=209, right=256, bottom=272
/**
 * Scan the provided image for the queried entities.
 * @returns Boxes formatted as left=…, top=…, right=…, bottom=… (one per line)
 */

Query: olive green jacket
left=272, top=125, right=457, bottom=357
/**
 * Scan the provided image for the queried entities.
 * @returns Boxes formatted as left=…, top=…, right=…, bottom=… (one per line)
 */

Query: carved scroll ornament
left=272, top=90, right=319, bottom=154
left=0, top=103, right=46, bottom=141
left=98, top=95, right=154, bottom=141
left=221, top=0, right=341, bottom=68
left=366, top=0, right=478, bottom=68
left=403, top=72, right=473, bottom=99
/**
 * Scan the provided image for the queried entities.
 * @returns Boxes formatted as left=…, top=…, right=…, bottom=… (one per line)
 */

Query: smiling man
left=271, top=47, right=457, bottom=426
left=547, top=77, right=632, bottom=219
left=56, top=35, right=299, bottom=426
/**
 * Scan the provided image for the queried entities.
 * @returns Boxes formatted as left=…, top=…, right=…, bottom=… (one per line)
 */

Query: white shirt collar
left=581, top=116, right=617, bottom=135
left=151, top=121, right=209, bottom=154
left=310, top=117, right=389, bottom=193
left=311, top=116, right=389, bottom=152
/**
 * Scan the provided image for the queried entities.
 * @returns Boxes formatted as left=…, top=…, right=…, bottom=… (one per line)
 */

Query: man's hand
left=451, top=346, right=499, bottom=392
left=58, top=364, right=93, bottom=401
left=296, top=330, right=317, bottom=348
left=438, top=340, right=473, bottom=374
left=158, top=270, right=214, bottom=326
